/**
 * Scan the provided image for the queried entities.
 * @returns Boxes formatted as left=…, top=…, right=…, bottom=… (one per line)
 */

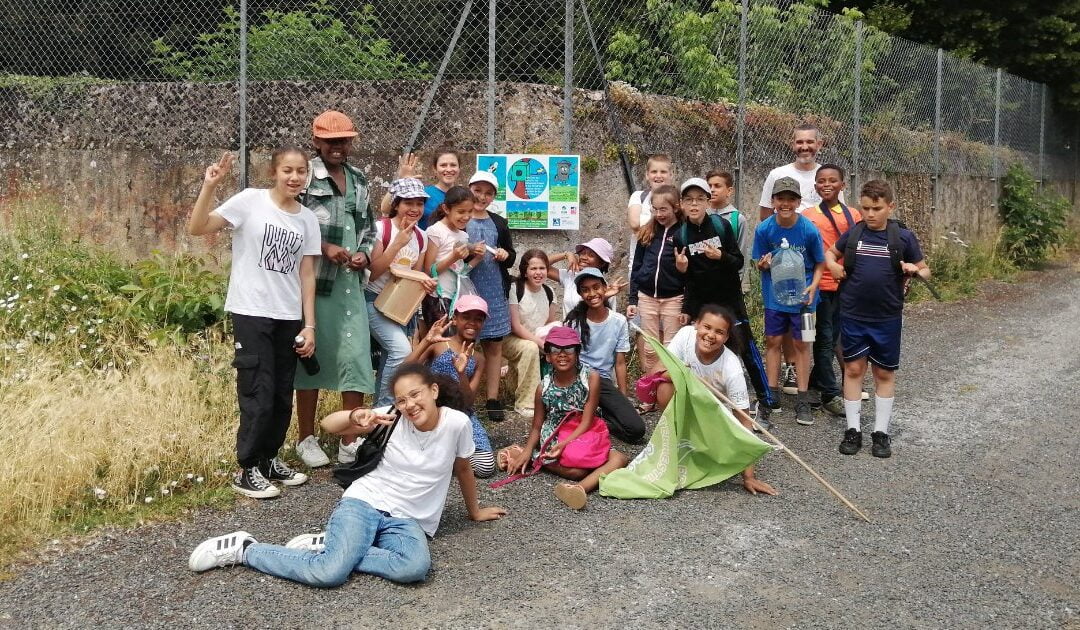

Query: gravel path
left=2, top=269, right=1077, bottom=629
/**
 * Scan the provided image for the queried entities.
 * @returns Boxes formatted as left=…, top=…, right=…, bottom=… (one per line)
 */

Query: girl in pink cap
left=406, top=295, right=496, bottom=477
left=497, top=325, right=629, bottom=510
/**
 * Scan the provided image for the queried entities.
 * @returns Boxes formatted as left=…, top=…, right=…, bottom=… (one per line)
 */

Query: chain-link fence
left=0, top=0, right=1075, bottom=206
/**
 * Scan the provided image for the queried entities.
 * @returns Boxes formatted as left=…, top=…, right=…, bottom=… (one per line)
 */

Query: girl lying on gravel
left=496, top=326, right=629, bottom=510
left=188, top=363, right=507, bottom=587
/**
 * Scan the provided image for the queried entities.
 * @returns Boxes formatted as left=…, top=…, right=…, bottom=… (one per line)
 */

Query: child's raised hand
left=203, top=152, right=234, bottom=187
left=453, top=341, right=475, bottom=374
left=396, top=152, right=420, bottom=179
left=674, top=247, right=689, bottom=272
left=470, top=505, right=508, bottom=522
left=349, top=408, right=397, bottom=430
left=604, top=278, right=629, bottom=298
left=392, top=217, right=418, bottom=248
left=425, top=316, right=452, bottom=344
left=566, top=252, right=580, bottom=272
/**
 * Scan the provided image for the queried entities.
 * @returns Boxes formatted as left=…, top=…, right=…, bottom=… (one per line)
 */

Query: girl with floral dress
left=498, top=326, right=629, bottom=510
left=405, top=295, right=497, bottom=478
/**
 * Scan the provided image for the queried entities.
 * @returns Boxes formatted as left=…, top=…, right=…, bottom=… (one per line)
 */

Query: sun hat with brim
left=544, top=326, right=581, bottom=348
left=453, top=294, right=489, bottom=316
left=573, top=267, right=607, bottom=288
left=575, top=237, right=613, bottom=264
left=680, top=177, right=710, bottom=196
left=771, top=176, right=802, bottom=198
left=389, top=178, right=430, bottom=200
left=312, top=110, right=358, bottom=139
left=469, top=171, right=499, bottom=190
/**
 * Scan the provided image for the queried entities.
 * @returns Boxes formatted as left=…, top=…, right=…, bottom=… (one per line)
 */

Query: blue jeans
left=366, top=290, right=413, bottom=407
left=809, top=290, right=841, bottom=400
left=244, top=498, right=430, bottom=588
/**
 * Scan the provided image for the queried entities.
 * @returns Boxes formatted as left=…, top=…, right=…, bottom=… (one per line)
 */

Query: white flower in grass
left=144, top=496, right=154, bottom=504
left=95, top=319, right=103, bottom=324
left=186, top=473, right=195, bottom=480
left=93, top=487, right=107, bottom=500
left=169, top=480, right=178, bottom=487
left=74, top=361, right=83, bottom=367
left=52, top=285, right=60, bottom=291
left=195, top=476, right=205, bottom=483
left=11, top=276, right=18, bottom=281
left=25, top=283, right=32, bottom=290
left=79, top=344, right=87, bottom=349
left=67, top=327, right=77, bottom=334
left=160, top=486, right=170, bottom=496
left=19, top=253, right=28, bottom=259
left=80, top=294, right=88, bottom=300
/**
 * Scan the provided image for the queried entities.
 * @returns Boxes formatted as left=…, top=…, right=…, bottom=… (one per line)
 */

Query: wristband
left=303, top=325, right=315, bottom=330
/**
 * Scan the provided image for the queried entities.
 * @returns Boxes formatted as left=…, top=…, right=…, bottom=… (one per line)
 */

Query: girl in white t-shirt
left=651, top=304, right=776, bottom=496
left=186, top=149, right=321, bottom=500
left=421, top=186, right=485, bottom=326
left=367, top=177, right=437, bottom=407
left=504, top=249, right=559, bottom=417
left=188, top=364, right=507, bottom=586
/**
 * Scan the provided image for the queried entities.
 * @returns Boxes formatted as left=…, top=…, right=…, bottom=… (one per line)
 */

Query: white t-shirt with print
left=425, top=221, right=469, bottom=297
left=758, top=163, right=846, bottom=213
left=213, top=188, right=321, bottom=321
left=369, top=219, right=429, bottom=294
left=343, top=406, right=475, bottom=537
left=666, top=325, right=750, bottom=410
left=508, top=283, right=553, bottom=332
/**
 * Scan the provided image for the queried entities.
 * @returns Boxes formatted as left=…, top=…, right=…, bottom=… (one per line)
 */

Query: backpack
left=680, top=213, right=734, bottom=250
left=515, top=281, right=554, bottom=305
left=379, top=216, right=424, bottom=252
left=843, top=219, right=906, bottom=277
left=815, top=201, right=855, bottom=240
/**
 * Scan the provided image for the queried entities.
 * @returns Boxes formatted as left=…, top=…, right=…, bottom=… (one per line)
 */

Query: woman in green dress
left=294, top=110, right=377, bottom=468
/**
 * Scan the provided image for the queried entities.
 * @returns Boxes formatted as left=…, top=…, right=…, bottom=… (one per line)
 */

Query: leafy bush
left=150, top=0, right=428, bottom=81
left=999, top=163, right=1069, bottom=268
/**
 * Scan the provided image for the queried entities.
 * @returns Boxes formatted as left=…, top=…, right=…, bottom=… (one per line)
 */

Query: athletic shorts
left=841, top=317, right=902, bottom=370
left=764, top=308, right=804, bottom=340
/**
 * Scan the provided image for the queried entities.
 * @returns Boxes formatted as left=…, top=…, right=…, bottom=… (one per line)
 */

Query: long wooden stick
left=699, top=379, right=872, bottom=523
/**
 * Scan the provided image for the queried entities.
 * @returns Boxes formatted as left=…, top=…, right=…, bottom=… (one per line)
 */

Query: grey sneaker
left=752, top=401, right=773, bottom=432
left=821, top=395, right=845, bottom=417
left=782, top=364, right=798, bottom=395
left=794, top=393, right=815, bottom=426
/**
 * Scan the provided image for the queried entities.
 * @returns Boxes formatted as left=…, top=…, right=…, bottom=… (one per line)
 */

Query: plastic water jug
left=771, top=238, right=806, bottom=307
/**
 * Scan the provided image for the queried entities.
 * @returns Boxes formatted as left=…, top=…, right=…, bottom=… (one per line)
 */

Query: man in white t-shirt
left=758, top=123, right=845, bottom=220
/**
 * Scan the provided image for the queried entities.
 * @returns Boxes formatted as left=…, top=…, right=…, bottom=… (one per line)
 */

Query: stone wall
left=0, top=79, right=1075, bottom=266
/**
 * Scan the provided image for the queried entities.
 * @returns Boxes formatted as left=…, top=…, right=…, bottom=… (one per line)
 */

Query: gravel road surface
left=1, top=269, right=1077, bottom=629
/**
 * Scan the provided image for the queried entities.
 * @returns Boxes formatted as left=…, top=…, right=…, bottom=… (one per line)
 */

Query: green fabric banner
left=599, top=335, right=775, bottom=499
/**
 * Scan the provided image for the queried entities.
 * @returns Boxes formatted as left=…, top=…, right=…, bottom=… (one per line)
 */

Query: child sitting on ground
left=825, top=180, right=929, bottom=458
left=499, top=326, right=629, bottom=510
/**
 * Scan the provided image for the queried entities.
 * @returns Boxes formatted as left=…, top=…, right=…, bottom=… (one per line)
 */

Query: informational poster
left=475, top=154, right=580, bottom=230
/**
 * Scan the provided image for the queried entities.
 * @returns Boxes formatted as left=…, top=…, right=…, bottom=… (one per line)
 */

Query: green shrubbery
left=999, top=163, right=1070, bottom=268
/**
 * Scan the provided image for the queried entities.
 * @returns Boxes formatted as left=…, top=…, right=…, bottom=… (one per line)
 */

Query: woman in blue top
left=466, top=171, right=516, bottom=422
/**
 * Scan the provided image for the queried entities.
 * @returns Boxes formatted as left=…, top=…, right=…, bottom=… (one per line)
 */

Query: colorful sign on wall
left=475, top=154, right=580, bottom=230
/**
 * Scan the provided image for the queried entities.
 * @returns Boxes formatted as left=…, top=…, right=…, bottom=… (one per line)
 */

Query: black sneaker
left=767, top=387, right=782, bottom=411
left=485, top=399, right=506, bottom=422
left=782, top=364, right=798, bottom=395
left=839, top=428, right=862, bottom=455
left=261, top=457, right=309, bottom=487
left=794, top=392, right=814, bottom=426
left=753, top=401, right=773, bottom=432
left=871, top=431, right=892, bottom=458
left=231, top=466, right=281, bottom=499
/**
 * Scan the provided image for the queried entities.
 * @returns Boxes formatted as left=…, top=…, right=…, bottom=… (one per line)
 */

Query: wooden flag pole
left=698, top=379, right=872, bottom=523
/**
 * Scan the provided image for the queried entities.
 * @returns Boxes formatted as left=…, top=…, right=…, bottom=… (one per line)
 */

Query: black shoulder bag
left=332, top=409, right=402, bottom=489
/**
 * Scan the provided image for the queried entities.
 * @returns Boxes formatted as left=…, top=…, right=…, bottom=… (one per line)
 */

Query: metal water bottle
left=799, top=306, right=816, bottom=343
left=294, top=335, right=320, bottom=376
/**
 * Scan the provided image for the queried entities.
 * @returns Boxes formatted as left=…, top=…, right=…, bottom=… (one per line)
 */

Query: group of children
left=186, top=113, right=929, bottom=589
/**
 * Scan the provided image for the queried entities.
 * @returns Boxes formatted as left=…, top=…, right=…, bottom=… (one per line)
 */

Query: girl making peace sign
left=406, top=296, right=497, bottom=477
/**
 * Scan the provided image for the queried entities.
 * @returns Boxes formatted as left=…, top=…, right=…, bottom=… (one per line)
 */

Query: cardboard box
left=373, top=265, right=431, bottom=325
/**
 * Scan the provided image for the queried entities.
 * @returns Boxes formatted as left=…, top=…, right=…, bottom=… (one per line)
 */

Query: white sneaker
left=514, top=407, right=535, bottom=418
left=188, top=530, right=255, bottom=572
left=285, top=531, right=326, bottom=552
left=296, top=435, right=330, bottom=468
left=338, top=439, right=359, bottom=464
left=861, top=391, right=871, bottom=401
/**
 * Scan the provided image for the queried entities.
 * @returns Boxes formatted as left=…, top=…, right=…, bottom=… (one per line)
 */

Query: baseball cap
left=468, top=171, right=498, bottom=190
left=312, top=110, right=358, bottom=139
left=575, top=238, right=613, bottom=264
left=771, top=176, right=802, bottom=198
left=454, top=294, right=489, bottom=316
left=544, top=326, right=581, bottom=348
left=573, top=267, right=607, bottom=288
left=680, top=177, right=710, bottom=196
left=389, top=178, right=430, bottom=199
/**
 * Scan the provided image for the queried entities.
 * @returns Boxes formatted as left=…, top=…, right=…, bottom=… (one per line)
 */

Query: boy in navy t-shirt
left=752, top=176, right=825, bottom=427
left=825, top=180, right=930, bottom=458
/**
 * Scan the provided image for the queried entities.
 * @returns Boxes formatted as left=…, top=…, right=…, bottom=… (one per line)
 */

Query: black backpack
left=843, top=219, right=906, bottom=277
left=516, top=281, right=554, bottom=305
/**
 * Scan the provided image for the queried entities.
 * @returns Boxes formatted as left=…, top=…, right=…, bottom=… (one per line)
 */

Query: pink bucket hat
left=576, top=237, right=613, bottom=264
left=544, top=325, right=581, bottom=347
left=453, top=294, right=488, bottom=316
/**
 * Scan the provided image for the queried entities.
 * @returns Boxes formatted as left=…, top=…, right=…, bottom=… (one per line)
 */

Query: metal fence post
left=736, top=0, right=747, bottom=213
left=562, top=0, right=574, bottom=153
left=580, top=0, right=634, bottom=193
left=238, top=0, right=248, bottom=188
left=992, top=68, right=1001, bottom=182
left=486, top=0, right=496, bottom=153
left=932, top=48, right=942, bottom=215
left=1038, top=82, right=1046, bottom=187
left=852, top=20, right=862, bottom=196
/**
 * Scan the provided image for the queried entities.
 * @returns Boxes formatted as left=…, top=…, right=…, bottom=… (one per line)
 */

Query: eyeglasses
left=544, top=345, right=578, bottom=355
left=681, top=196, right=709, bottom=204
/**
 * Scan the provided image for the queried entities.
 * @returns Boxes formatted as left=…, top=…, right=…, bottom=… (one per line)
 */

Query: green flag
left=599, top=334, right=775, bottom=499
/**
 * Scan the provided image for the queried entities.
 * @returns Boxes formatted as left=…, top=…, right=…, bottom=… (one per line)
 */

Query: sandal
left=486, top=399, right=506, bottom=422
left=496, top=445, right=524, bottom=471
left=635, top=401, right=655, bottom=414
left=554, top=483, right=587, bottom=510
